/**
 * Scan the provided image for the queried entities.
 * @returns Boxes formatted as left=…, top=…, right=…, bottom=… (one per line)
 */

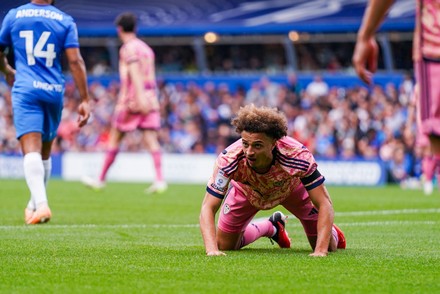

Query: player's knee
left=328, top=235, right=338, bottom=252
left=217, top=233, right=241, bottom=251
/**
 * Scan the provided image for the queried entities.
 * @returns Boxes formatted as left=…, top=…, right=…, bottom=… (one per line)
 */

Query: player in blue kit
left=0, top=0, right=91, bottom=224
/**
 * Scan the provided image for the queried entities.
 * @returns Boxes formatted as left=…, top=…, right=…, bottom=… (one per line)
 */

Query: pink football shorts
left=415, top=59, right=440, bottom=137
left=112, top=109, right=160, bottom=132
left=217, top=183, right=319, bottom=237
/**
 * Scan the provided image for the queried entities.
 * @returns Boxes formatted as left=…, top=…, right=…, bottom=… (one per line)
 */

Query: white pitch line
left=0, top=224, right=200, bottom=230
left=0, top=208, right=438, bottom=230
left=336, top=208, right=440, bottom=216
left=0, top=220, right=437, bottom=231
left=251, top=208, right=440, bottom=222
left=339, top=220, right=437, bottom=227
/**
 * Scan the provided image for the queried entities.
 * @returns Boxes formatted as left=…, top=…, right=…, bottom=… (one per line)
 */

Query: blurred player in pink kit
left=353, top=0, right=440, bottom=194
left=82, top=12, right=167, bottom=194
left=199, top=104, right=346, bottom=257
left=413, top=86, right=439, bottom=195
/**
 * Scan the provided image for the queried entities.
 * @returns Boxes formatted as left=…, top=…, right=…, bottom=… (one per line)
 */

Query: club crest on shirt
left=223, top=203, right=231, bottom=215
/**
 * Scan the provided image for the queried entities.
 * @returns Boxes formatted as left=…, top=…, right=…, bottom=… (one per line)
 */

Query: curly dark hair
left=231, top=104, right=288, bottom=140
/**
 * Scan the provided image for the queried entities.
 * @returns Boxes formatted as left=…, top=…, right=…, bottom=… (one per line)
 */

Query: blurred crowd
left=83, top=41, right=412, bottom=76
left=0, top=72, right=421, bottom=184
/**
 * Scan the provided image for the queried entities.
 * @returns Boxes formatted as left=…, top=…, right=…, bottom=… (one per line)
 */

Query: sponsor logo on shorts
left=223, top=203, right=231, bottom=215
left=33, top=81, right=63, bottom=92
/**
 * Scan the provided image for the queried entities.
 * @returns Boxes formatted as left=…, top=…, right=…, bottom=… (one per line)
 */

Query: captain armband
left=300, top=169, right=325, bottom=190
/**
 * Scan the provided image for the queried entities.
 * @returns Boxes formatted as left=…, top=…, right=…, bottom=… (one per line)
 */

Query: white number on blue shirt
left=19, top=30, right=56, bottom=67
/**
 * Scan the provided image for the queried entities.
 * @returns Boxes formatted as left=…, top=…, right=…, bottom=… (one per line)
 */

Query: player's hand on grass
left=77, top=100, right=91, bottom=127
left=206, top=250, right=226, bottom=256
left=309, top=251, right=328, bottom=257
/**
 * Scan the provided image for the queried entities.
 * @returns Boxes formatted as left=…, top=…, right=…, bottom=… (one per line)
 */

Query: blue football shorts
left=12, top=93, right=63, bottom=142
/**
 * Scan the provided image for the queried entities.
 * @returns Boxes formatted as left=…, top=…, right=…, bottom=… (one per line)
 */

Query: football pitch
left=1, top=179, right=439, bottom=293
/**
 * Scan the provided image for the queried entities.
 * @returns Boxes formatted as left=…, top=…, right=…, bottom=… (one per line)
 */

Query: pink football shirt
left=413, top=0, right=440, bottom=61
left=117, top=38, right=157, bottom=109
left=207, top=136, right=324, bottom=210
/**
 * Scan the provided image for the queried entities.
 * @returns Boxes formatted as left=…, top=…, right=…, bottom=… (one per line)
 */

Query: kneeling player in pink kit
left=199, top=104, right=346, bottom=257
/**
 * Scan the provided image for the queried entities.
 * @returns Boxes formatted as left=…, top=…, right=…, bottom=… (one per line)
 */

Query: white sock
left=27, top=157, right=52, bottom=210
left=43, top=157, right=52, bottom=187
left=26, top=199, right=35, bottom=211
left=271, top=225, right=277, bottom=237
left=24, top=152, right=48, bottom=209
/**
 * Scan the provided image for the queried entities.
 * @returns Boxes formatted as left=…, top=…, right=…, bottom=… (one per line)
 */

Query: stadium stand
left=1, top=0, right=415, bottom=36
left=0, top=0, right=420, bottom=185
left=0, top=0, right=415, bottom=74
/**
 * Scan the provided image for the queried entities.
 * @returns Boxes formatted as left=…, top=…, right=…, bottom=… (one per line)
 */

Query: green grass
left=1, top=180, right=439, bottom=293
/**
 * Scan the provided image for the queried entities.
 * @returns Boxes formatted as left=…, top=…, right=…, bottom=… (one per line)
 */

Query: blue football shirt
left=0, top=3, right=79, bottom=101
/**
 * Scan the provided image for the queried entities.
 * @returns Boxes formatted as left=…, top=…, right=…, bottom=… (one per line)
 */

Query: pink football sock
left=99, top=148, right=119, bottom=182
left=423, top=155, right=436, bottom=181
left=240, top=220, right=275, bottom=248
left=151, top=151, right=163, bottom=182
